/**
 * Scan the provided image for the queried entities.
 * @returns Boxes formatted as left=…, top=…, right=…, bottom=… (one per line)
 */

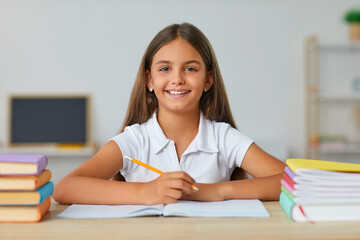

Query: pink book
left=281, top=179, right=295, bottom=195
left=0, top=154, right=48, bottom=176
left=283, top=172, right=296, bottom=187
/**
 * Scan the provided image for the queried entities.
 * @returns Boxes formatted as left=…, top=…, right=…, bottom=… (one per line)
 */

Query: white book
left=290, top=204, right=360, bottom=222
left=57, top=199, right=270, bottom=218
left=295, top=169, right=360, bottom=180
left=280, top=192, right=360, bottom=222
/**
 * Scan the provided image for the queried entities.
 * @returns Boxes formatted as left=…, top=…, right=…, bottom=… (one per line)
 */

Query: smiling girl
left=53, top=23, right=286, bottom=205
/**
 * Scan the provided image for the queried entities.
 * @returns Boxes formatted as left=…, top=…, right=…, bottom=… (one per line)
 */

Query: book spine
left=36, top=155, right=48, bottom=175
left=37, top=181, right=54, bottom=203
left=283, top=172, right=296, bottom=186
left=36, top=197, right=51, bottom=222
left=284, top=166, right=296, bottom=180
left=36, top=169, right=52, bottom=188
left=280, top=179, right=295, bottom=194
left=281, top=186, right=294, bottom=201
left=279, top=191, right=295, bottom=220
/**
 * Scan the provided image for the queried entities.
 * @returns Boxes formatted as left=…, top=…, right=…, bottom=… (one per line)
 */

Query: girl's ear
left=145, top=70, right=153, bottom=90
left=205, top=70, right=214, bottom=91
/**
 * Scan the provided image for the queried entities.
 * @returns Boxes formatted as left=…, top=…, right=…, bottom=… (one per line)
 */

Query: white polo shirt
left=110, top=112, right=254, bottom=184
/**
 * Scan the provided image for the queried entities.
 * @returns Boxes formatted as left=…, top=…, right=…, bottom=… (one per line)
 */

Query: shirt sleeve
left=217, top=123, right=254, bottom=168
left=109, top=124, right=144, bottom=172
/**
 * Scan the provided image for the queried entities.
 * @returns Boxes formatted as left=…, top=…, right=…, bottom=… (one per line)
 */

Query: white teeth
left=168, top=90, right=189, bottom=95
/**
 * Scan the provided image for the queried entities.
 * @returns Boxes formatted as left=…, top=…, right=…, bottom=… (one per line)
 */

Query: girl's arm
left=53, top=140, right=196, bottom=205
left=182, top=143, right=286, bottom=201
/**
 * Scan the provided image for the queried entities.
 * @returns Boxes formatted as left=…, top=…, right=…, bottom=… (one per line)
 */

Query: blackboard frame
left=8, top=94, right=91, bottom=147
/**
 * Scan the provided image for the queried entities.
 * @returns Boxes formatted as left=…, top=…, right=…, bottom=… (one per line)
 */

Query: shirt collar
left=196, top=112, right=219, bottom=153
left=145, top=111, right=170, bottom=154
left=145, top=111, right=219, bottom=154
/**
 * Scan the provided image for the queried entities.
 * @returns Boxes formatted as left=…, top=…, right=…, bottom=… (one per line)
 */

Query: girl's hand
left=181, top=182, right=226, bottom=202
left=140, top=171, right=197, bottom=205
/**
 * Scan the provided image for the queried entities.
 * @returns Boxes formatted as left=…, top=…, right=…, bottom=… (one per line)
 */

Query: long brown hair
left=120, top=22, right=237, bottom=132
left=113, top=23, right=240, bottom=181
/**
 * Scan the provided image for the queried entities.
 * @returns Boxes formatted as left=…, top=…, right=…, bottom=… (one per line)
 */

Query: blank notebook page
left=57, top=204, right=164, bottom=218
left=57, top=199, right=270, bottom=218
left=163, top=199, right=270, bottom=217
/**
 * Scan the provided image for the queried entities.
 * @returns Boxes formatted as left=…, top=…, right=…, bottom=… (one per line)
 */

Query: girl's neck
left=157, top=108, right=200, bottom=141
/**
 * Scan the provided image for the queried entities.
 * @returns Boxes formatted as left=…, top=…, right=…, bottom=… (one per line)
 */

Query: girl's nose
left=171, top=69, right=185, bottom=85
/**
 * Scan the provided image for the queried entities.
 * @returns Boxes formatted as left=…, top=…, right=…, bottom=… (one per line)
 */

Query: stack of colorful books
left=280, top=158, right=360, bottom=222
left=0, top=154, right=54, bottom=222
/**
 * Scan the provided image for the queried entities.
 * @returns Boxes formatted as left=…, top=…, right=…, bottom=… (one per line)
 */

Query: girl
left=53, top=23, right=286, bottom=205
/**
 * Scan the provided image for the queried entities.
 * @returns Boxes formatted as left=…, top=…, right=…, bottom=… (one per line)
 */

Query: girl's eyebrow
left=184, top=60, right=201, bottom=65
left=154, top=60, right=171, bottom=65
left=154, top=60, right=201, bottom=65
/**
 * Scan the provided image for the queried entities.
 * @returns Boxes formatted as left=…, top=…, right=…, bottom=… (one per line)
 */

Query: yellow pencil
left=124, top=156, right=199, bottom=191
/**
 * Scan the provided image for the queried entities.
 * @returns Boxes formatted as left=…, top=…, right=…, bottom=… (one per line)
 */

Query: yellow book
left=0, top=169, right=52, bottom=190
left=286, top=159, right=360, bottom=173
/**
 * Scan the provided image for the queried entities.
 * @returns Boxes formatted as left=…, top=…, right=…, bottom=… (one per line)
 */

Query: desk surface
left=1, top=199, right=359, bottom=240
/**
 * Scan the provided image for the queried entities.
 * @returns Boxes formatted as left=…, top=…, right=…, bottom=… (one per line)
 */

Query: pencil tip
left=192, top=185, right=199, bottom=191
left=123, top=156, right=131, bottom=161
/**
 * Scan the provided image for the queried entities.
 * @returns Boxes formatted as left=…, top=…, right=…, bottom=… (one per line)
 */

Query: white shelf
left=310, top=145, right=360, bottom=155
left=319, top=95, right=360, bottom=102
left=0, top=145, right=98, bottom=185
left=321, top=149, right=360, bottom=155
left=305, top=37, right=360, bottom=161
left=0, top=145, right=97, bottom=158
left=319, top=43, right=360, bottom=51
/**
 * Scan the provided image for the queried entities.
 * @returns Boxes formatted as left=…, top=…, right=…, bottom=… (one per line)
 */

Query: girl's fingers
left=163, top=197, right=178, bottom=205
left=163, top=172, right=197, bottom=193
left=165, top=188, right=183, bottom=200
left=167, top=179, right=193, bottom=194
left=143, top=171, right=198, bottom=204
left=165, top=171, right=196, bottom=185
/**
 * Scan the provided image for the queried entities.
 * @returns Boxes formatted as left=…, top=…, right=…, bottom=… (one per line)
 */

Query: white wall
left=1, top=0, right=359, bottom=161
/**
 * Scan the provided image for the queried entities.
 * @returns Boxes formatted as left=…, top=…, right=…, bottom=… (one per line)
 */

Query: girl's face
left=147, top=37, right=213, bottom=115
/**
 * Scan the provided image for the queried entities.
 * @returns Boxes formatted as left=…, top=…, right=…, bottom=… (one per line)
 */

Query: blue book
left=0, top=181, right=54, bottom=206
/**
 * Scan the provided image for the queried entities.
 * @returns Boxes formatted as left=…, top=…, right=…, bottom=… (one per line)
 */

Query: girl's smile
left=165, top=89, right=191, bottom=98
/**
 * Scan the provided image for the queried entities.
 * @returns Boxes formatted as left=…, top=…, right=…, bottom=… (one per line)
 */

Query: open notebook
left=57, top=199, right=269, bottom=218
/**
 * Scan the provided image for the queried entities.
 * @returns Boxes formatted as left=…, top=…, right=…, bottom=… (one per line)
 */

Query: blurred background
left=1, top=0, right=360, bottom=183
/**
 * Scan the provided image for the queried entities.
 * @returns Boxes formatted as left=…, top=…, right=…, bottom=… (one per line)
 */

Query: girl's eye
left=159, top=67, right=170, bottom=72
left=185, top=67, right=197, bottom=72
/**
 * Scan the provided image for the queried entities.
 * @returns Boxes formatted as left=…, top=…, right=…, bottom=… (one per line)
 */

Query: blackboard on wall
left=9, top=95, right=90, bottom=145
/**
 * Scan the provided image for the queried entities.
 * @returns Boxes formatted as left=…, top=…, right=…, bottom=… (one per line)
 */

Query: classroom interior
left=1, top=1, right=360, bottom=239
left=1, top=0, right=360, bottom=185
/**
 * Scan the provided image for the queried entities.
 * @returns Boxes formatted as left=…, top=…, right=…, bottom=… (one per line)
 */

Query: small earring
left=204, top=88, right=208, bottom=92
left=149, top=88, right=153, bottom=92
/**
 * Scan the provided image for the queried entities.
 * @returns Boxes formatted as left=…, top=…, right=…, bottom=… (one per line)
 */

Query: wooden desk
left=1, top=199, right=359, bottom=240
